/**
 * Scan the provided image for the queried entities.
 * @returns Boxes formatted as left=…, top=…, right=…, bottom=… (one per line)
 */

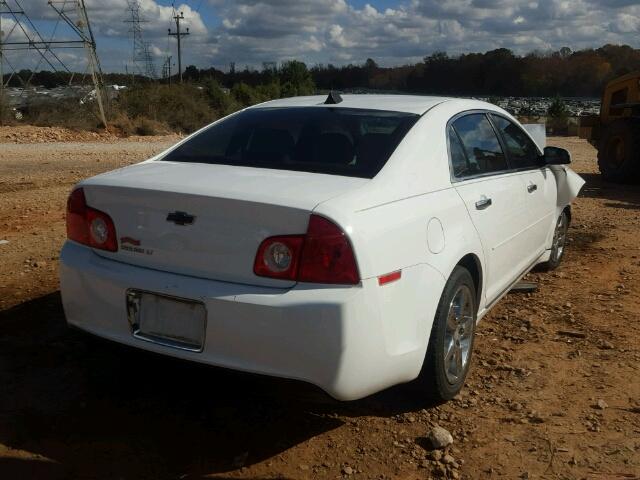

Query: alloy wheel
left=443, top=285, right=474, bottom=384
left=551, top=213, right=568, bottom=264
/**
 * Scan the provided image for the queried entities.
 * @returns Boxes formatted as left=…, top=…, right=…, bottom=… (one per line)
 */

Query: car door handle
left=527, top=184, right=538, bottom=193
left=475, top=197, right=492, bottom=210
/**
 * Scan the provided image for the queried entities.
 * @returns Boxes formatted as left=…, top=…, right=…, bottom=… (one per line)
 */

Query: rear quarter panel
left=316, top=188, right=485, bottom=369
left=314, top=102, right=488, bottom=362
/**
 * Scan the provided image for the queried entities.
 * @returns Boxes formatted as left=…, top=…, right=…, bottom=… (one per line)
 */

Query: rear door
left=449, top=113, right=530, bottom=303
left=489, top=114, right=557, bottom=260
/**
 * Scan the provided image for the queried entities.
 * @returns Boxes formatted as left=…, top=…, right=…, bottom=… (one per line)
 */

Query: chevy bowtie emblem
left=167, top=211, right=196, bottom=226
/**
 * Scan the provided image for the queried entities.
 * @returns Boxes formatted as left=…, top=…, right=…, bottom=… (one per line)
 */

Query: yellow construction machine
left=579, top=71, right=640, bottom=182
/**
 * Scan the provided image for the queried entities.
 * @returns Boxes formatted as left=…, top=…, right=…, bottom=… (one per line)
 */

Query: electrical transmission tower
left=168, top=11, right=189, bottom=83
left=124, top=0, right=157, bottom=80
left=1, top=0, right=73, bottom=83
left=0, top=0, right=109, bottom=128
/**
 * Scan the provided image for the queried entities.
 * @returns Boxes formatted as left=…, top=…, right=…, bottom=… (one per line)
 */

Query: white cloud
left=327, top=24, right=355, bottom=48
left=2, top=0, right=640, bottom=72
left=201, top=0, right=640, bottom=69
left=613, top=12, right=640, bottom=33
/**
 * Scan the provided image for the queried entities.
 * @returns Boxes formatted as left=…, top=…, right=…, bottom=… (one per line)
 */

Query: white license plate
left=126, top=290, right=206, bottom=352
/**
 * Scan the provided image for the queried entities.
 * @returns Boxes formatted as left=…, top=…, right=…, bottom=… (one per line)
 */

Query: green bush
left=256, top=82, right=281, bottom=101
left=547, top=96, right=569, bottom=118
left=231, top=82, right=261, bottom=106
left=118, top=84, right=214, bottom=133
left=134, top=117, right=166, bottom=136
left=22, top=98, right=101, bottom=130
left=279, top=60, right=315, bottom=96
left=202, top=79, right=241, bottom=116
left=546, top=96, right=570, bottom=135
left=109, top=112, right=135, bottom=136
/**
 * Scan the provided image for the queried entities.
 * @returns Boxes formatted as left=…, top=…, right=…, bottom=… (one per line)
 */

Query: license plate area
left=126, top=289, right=206, bottom=352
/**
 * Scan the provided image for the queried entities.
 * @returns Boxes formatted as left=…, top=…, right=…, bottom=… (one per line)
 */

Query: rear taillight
left=298, top=215, right=359, bottom=285
left=66, top=188, right=90, bottom=245
left=254, top=236, right=304, bottom=281
left=253, top=214, right=359, bottom=285
left=66, top=188, right=118, bottom=252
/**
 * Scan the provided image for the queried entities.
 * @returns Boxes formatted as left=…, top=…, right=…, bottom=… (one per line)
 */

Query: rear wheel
left=416, top=266, right=476, bottom=403
left=597, top=119, right=640, bottom=183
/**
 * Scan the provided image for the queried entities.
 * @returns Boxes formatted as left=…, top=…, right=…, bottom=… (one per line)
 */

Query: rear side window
left=161, top=107, right=419, bottom=178
left=490, top=114, right=542, bottom=169
left=451, top=114, right=507, bottom=177
left=448, top=128, right=470, bottom=177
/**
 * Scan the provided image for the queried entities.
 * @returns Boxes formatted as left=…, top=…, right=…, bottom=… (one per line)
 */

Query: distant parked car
left=60, top=94, right=584, bottom=402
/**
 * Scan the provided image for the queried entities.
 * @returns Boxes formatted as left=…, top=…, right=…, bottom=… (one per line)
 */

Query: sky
left=2, top=0, right=640, bottom=74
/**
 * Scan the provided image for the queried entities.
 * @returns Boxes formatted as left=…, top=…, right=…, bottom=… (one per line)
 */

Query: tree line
left=3, top=44, right=639, bottom=98
left=188, top=44, right=639, bottom=98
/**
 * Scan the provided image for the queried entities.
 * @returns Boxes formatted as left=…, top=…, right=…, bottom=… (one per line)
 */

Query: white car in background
left=60, top=94, right=584, bottom=402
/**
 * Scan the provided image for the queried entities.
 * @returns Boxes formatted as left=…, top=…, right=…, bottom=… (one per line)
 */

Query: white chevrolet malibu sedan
left=60, top=94, right=584, bottom=402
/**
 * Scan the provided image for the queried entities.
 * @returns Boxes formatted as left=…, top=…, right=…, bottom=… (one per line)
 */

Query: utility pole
left=168, top=12, right=188, bottom=83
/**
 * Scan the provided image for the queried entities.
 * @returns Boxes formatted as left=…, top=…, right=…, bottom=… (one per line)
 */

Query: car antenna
left=325, top=91, right=343, bottom=104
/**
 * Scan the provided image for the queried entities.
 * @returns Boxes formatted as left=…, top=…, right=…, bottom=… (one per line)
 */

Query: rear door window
left=489, top=114, right=542, bottom=170
left=161, top=107, right=420, bottom=178
left=448, top=128, right=470, bottom=178
left=451, top=113, right=508, bottom=177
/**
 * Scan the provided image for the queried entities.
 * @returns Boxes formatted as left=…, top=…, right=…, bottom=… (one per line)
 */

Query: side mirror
left=544, top=146, right=571, bottom=165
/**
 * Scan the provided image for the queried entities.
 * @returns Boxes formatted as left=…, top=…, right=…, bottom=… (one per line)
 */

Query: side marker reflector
left=378, top=270, right=402, bottom=286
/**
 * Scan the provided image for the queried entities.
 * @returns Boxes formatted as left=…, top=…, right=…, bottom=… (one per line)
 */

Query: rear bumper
left=60, top=242, right=441, bottom=400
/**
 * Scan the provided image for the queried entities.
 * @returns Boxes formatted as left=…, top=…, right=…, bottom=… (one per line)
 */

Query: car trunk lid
left=80, top=161, right=367, bottom=288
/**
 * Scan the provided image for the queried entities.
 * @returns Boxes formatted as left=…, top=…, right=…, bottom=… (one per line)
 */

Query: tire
left=538, top=210, right=569, bottom=272
left=415, top=266, right=476, bottom=403
left=597, top=119, right=640, bottom=183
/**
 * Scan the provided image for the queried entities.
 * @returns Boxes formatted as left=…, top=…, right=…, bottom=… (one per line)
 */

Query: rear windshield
left=161, top=107, right=420, bottom=178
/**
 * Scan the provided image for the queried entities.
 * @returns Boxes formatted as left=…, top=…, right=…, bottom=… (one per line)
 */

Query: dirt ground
left=0, top=127, right=639, bottom=480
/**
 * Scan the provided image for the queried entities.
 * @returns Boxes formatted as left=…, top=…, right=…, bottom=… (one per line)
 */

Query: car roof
left=250, top=94, right=454, bottom=115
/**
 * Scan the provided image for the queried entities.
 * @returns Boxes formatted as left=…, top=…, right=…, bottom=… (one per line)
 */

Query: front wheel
left=415, top=266, right=476, bottom=403
left=538, top=210, right=569, bottom=271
